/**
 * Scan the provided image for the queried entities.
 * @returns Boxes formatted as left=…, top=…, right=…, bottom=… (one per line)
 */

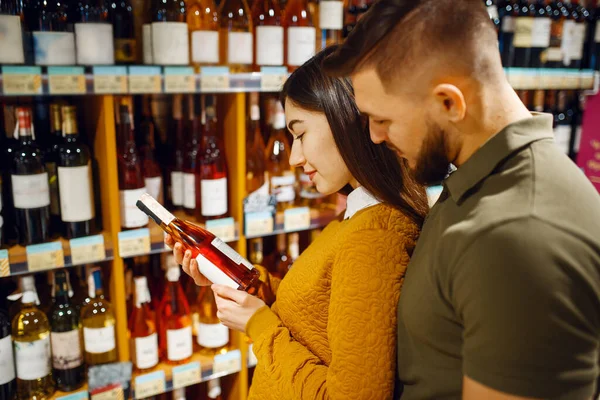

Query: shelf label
left=539, top=69, right=557, bottom=89
left=134, top=370, right=165, bottom=399
left=2, top=66, right=43, bottom=95
left=26, top=241, right=65, bottom=272
left=555, top=69, right=571, bottom=89
left=70, top=234, right=106, bottom=265
left=165, top=67, right=196, bottom=93
left=56, top=391, right=89, bottom=400
left=200, top=67, right=230, bottom=91
left=48, top=66, right=86, bottom=94
left=172, top=361, right=201, bottom=389
left=260, top=66, right=288, bottom=92
left=284, top=207, right=311, bottom=232
left=0, top=250, right=9, bottom=278
left=129, top=66, right=162, bottom=94
left=118, top=228, right=151, bottom=258
left=93, top=66, right=128, bottom=94
left=565, top=70, right=580, bottom=90
left=206, top=217, right=236, bottom=242
left=248, top=343, right=258, bottom=367
left=580, top=70, right=595, bottom=90
left=213, top=349, right=242, bottom=375
left=90, top=384, right=124, bottom=400
left=245, top=211, right=274, bottom=237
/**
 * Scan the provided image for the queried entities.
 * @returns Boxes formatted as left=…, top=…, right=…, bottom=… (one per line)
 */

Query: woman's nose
left=289, top=140, right=306, bottom=168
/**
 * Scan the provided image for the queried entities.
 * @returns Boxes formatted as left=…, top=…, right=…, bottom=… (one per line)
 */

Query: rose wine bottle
left=218, top=0, right=253, bottom=72
left=195, top=285, right=229, bottom=355
left=139, top=96, right=164, bottom=204
left=246, top=94, right=268, bottom=197
left=169, top=95, right=185, bottom=211
left=252, top=0, right=284, bottom=70
left=129, top=276, right=159, bottom=371
left=183, top=95, right=201, bottom=216
left=284, top=0, right=316, bottom=71
left=187, top=0, right=220, bottom=66
left=318, top=0, right=343, bottom=49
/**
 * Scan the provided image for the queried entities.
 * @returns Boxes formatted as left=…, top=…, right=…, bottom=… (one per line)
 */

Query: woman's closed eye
left=294, top=133, right=305, bottom=142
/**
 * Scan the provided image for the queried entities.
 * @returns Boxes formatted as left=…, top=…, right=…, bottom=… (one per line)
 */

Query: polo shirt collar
left=344, top=186, right=381, bottom=219
left=445, top=113, right=554, bottom=203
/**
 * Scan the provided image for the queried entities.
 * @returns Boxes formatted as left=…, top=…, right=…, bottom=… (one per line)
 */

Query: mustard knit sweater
left=246, top=204, right=420, bottom=400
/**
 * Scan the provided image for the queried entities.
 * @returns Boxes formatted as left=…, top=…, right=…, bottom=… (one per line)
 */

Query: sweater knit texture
left=246, top=203, right=420, bottom=400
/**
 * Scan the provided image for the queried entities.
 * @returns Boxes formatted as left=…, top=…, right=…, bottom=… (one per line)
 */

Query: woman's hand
left=212, top=284, right=266, bottom=333
left=164, top=234, right=211, bottom=286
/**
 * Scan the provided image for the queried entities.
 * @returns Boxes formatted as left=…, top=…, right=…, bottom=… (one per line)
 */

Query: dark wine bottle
left=0, top=0, right=26, bottom=64
left=72, top=0, right=115, bottom=65
left=0, top=290, right=16, bottom=400
left=108, top=0, right=136, bottom=63
left=25, top=0, right=75, bottom=65
left=561, top=0, right=588, bottom=68
left=583, top=2, right=599, bottom=70
left=513, top=0, right=536, bottom=68
left=499, top=0, right=518, bottom=67
left=543, top=0, right=568, bottom=68
left=46, top=104, right=64, bottom=238
left=530, top=0, right=551, bottom=67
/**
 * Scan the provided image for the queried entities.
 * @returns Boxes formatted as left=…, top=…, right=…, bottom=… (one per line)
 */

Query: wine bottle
left=173, top=388, right=186, bottom=400
left=284, top=0, right=316, bottom=71
left=142, top=0, right=158, bottom=64
left=195, top=285, right=229, bottom=355
left=50, top=269, right=85, bottom=392
left=81, top=267, right=117, bottom=365
left=117, top=102, right=149, bottom=229
left=288, top=232, right=299, bottom=263
left=1, top=107, right=19, bottom=247
left=109, top=0, right=136, bottom=63
left=169, top=95, right=185, bottom=211
left=266, top=103, right=296, bottom=211
left=544, top=89, right=557, bottom=115
left=561, top=0, right=589, bottom=68
left=208, top=378, right=223, bottom=400
left=25, top=0, right=76, bottom=65
left=554, top=90, right=573, bottom=154
left=57, top=105, right=96, bottom=239
left=184, top=95, right=201, bottom=216
left=12, top=276, right=54, bottom=399
left=139, top=96, right=164, bottom=203
left=485, top=0, right=501, bottom=30
left=0, top=291, right=16, bottom=400
left=542, top=0, right=568, bottom=68
left=513, top=0, right=536, bottom=68
left=499, top=0, right=518, bottom=67
left=533, top=89, right=545, bottom=112
left=219, top=0, right=253, bottom=72
left=151, top=0, right=189, bottom=65
left=46, top=104, right=63, bottom=238
left=129, top=276, right=159, bottom=371
left=0, top=0, right=26, bottom=64
left=248, top=238, right=264, bottom=265
left=585, top=2, right=599, bottom=70
left=11, top=107, right=51, bottom=246
left=530, top=0, right=551, bottom=67
left=196, top=95, right=228, bottom=221
left=187, top=0, right=220, bottom=66
left=159, top=261, right=193, bottom=365
left=246, top=93, right=268, bottom=197
left=72, top=0, right=115, bottom=65
left=252, top=0, right=284, bottom=69
left=271, top=234, right=292, bottom=278
left=319, top=0, right=343, bottom=49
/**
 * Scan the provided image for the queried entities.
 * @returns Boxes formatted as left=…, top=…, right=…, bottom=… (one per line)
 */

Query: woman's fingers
left=189, top=259, right=212, bottom=286
left=164, top=234, right=175, bottom=249
left=173, top=242, right=185, bottom=265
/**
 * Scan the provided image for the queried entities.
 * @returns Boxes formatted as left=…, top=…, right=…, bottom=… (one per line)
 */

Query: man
left=324, top=0, right=600, bottom=399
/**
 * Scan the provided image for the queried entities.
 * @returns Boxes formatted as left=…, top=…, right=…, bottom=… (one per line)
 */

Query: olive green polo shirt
left=397, top=114, right=600, bottom=399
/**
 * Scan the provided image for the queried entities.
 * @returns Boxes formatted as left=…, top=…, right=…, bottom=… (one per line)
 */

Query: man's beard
left=411, top=121, right=452, bottom=186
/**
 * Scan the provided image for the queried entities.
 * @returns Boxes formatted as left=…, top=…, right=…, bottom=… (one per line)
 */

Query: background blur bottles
left=248, top=238, right=264, bottom=264
left=159, top=261, right=193, bottom=365
left=252, top=0, right=284, bottom=70
left=151, top=0, right=189, bottom=65
left=512, top=0, right=536, bottom=67
left=554, top=90, right=573, bottom=154
left=485, top=0, right=501, bottom=30
left=0, top=288, right=16, bottom=400
left=544, top=0, right=568, bottom=68
left=319, top=0, right=344, bottom=49
left=12, top=276, right=54, bottom=399
left=187, top=0, right=220, bottom=66
left=583, top=0, right=599, bottom=70
left=57, top=106, right=96, bottom=239
left=25, top=0, right=76, bottom=65
left=195, top=286, right=229, bottom=356
left=298, top=169, right=326, bottom=207
left=343, top=0, right=370, bottom=38
left=0, top=0, right=26, bottom=64
left=139, top=96, right=164, bottom=203
left=72, top=0, right=115, bottom=65
left=49, top=270, right=85, bottom=392
left=530, top=0, right=551, bottom=67
left=169, top=95, right=185, bottom=211
left=499, top=0, right=517, bottom=66
left=183, top=95, right=201, bottom=216
left=109, top=0, right=137, bottom=63
left=197, top=95, right=229, bottom=221
left=284, top=0, right=316, bottom=71
left=82, top=268, right=118, bottom=365
left=246, top=93, right=267, bottom=197
left=562, top=0, right=588, bottom=68
left=11, top=107, right=51, bottom=246
left=46, top=104, right=63, bottom=237
left=129, top=276, right=159, bottom=371
left=266, top=102, right=296, bottom=211
left=219, top=0, right=253, bottom=72
left=1, top=106, right=18, bottom=246
left=208, top=378, right=223, bottom=400
left=142, top=0, right=157, bottom=64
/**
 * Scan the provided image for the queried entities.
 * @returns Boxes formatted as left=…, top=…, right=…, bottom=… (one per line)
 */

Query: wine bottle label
left=145, top=176, right=163, bottom=203
left=0, top=15, right=25, bottom=64
left=46, top=162, right=61, bottom=216
left=134, top=332, right=159, bottom=369
left=545, top=47, right=563, bottom=62
left=195, top=253, right=239, bottom=288
left=502, top=16, right=516, bottom=33
left=287, top=27, right=316, bottom=66
left=271, top=175, right=296, bottom=203
left=554, top=125, right=571, bottom=155
left=183, top=173, right=196, bottom=210
left=531, top=18, right=551, bottom=48
left=201, top=178, right=228, bottom=217
left=256, top=26, right=284, bottom=66
left=120, top=188, right=149, bottom=228
left=212, top=237, right=254, bottom=270
left=58, top=164, right=95, bottom=222
left=227, top=31, right=253, bottom=65
left=115, top=38, right=136, bottom=63
left=14, top=336, right=51, bottom=380
left=0, top=335, right=15, bottom=385
left=83, top=326, right=116, bottom=354
left=143, top=24, right=153, bottom=64
left=75, top=23, right=115, bottom=65
left=319, top=1, right=344, bottom=30
left=513, top=17, right=534, bottom=48
left=139, top=193, right=176, bottom=225
left=171, top=171, right=184, bottom=206
left=32, top=31, right=76, bottom=65
left=191, top=30, right=219, bottom=64
left=166, top=326, right=193, bottom=361
left=596, top=21, right=600, bottom=43
left=196, top=322, right=229, bottom=348
left=562, top=21, right=585, bottom=63
left=11, top=173, right=51, bottom=209
left=151, top=22, right=190, bottom=65
left=50, top=329, right=83, bottom=370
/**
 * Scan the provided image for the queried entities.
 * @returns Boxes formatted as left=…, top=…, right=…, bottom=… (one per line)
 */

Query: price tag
left=213, top=349, right=242, bottom=375
left=565, top=70, right=580, bottom=89
left=284, top=207, right=311, bottom=232
left=165, top=67, right=196, bottom=93
left=134, top=370, right=166, bottom=399
left=248, top=343, right=258, bottom=367
left=56, top=391, right=88, bottom=400
left=26, top=241, right=65, bottom=272
left=200, top=67, right=230, bottom=92
left=580, top=70, right=595, bottom=90
left=245, top=211, right=274, bottom=237
left=260, top=66, right=288, bottom=92
left=548, top=69, right=564, bottom=90
left=172, top=361, right=201, bottom=389
left=555, top=69, right=571, bottom=89
left=70, top=234, right=106, bottom=265
left=539, top=69, right=555, bottom=89
left=90, top=384, right=124, bottom=400
left=524, top=69, right=539, bottom=89
left=118, top=228, right=151, bottom=258
left=93, top=66, right=128, bottom=94
left=206, top=217, right=236, bottom=242
left=0, top=250, right=9, bottom=278
left=2, top=66, right=43, bottom=95
left=48, top=66, right=86, bottom=94
left=129, top=66, right=162, bottom=94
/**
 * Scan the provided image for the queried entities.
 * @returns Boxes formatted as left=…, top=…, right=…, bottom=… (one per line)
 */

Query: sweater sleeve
left=246, top=229, right=409, bottom=400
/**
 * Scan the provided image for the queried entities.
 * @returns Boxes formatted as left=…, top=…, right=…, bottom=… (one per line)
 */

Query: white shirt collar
left=344, top=186, right=381, bottom=220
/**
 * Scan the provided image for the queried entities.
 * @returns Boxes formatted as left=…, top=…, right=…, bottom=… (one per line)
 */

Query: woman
left=166, top=46, right=429, bottom=399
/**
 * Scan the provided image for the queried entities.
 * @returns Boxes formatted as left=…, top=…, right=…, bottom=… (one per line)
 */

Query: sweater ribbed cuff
left=246, top=305, right=281, bottom=341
